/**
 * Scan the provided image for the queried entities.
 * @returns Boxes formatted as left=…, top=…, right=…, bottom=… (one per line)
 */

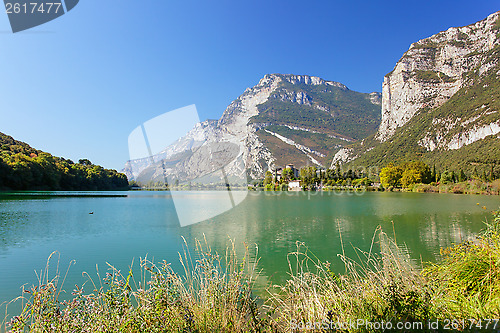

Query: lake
left=0, top=190, right=498, bottom=322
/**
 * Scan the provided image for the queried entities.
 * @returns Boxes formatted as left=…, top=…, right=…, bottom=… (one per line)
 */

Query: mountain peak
left=259, top=73, right=348, bottom=90
left=125, top=73, right=382, bottom=180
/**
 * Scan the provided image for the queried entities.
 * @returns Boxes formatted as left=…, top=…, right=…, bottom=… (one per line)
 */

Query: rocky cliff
left=124, top=74, right=381, bottom=183
left=377, top=11, right=500, bottom=142
left=335, top=11, right=500, bottom=175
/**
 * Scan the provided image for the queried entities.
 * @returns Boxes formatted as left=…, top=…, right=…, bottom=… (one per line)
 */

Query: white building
left=288, top=180, right=302, bottom=191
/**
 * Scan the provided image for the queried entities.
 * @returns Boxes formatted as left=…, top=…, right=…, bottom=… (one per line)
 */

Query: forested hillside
left=0, top=132, right=128, bottom=191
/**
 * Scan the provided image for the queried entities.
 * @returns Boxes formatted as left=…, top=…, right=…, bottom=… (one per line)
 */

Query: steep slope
left=250, top=75, right=380, bottom=168
left=124, top=74, right=381, bottom=183
left=377, top=11, right=500, bottom=142
left=335, top=11, right=500, bottom=175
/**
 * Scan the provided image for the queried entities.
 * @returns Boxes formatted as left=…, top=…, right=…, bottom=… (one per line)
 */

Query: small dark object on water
left=89, top=212, right=94, bottom=215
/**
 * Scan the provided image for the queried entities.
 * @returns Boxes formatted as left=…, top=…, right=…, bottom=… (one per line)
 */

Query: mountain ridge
left=124, top=73, right=381, bottom=182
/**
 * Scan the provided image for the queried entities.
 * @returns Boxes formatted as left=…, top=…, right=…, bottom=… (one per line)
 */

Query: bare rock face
left=376, top=11, right=500, bottom=142
left=124, top=76, right=283, bottom=182
left=216, top=74, right=284, bottom=179
left=330, top=147, right=356, bottom=167
left=124, top=73, right=382, bottom=181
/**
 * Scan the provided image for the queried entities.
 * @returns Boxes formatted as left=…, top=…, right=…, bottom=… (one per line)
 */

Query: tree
left=440, top=171, right=454, bottom=184
left=300, top=166, right=317, bottom=189
left=78, top=159, right=93, bottom=166
left=473, top=167, right=479, bottom=179
left=401, top=161, right=432, bottom=184
left=458, top=169, right=467, bottom=182
left=401, top=169, right=422, bottom=187
left=336, top=162, right=342, bottom=180
left=380, top=164, right=402, bottom=187
left=281, top=168, right=293, bottom=182
left=0, top=134, right=127, bottom=191
left=263, top=171, right=273, bottom=186
left=326, top=168, right=336, bottom=180
left=352, top=177, right=371, bottom=187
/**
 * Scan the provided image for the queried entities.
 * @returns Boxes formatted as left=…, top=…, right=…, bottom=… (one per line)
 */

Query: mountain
left=0, top=132, right=128, bottom=190
left=124, top=74, right=381, bottom=183
left=334, top=11, right=500, bottom=175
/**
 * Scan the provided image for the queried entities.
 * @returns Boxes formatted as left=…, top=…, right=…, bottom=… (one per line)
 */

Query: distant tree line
left=256, top=160, right=499, bottom=192
left=0, top=133, right=128, bottom=191
left=380, top=161, right=499, bottom=188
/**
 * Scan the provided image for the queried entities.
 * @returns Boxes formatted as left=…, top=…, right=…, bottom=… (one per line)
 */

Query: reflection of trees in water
left=420, top=213, right=478, bottom=252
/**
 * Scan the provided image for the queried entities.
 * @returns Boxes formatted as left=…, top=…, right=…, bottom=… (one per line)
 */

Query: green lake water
left=0, top=190, right=498, bottom=322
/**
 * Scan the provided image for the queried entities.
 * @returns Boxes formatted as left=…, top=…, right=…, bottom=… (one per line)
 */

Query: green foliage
left=0, top=132, right=128, bottom=191
left=413, top=70, right=456, bottom=83
left=403, top=161, right=432, bottom=185
left=263, top=171, right=273, bottom=186
left=279, top=183, right=288, bottom=191
left=8, top=240, right=266, bottom=333
left=412, top=179, right=500, bottom=195
left=352, top=177, right=371, bottom=187
left=424, top=212, right=500, bottom=318
left=401, top=169, right=422, bottom=187
left=280, top=167, right=293, bottom=182
left=7, top=213, right=500, bottom=331
left=380, top=164, right=403, bottom=187
left=258, top=125, right=346, bottom=167
left=380, top=161, right=431, bottom=188
left=249, top=74, right=381, bottom=167
left=412, top=41, right=440, bottom=50
left=494, top=15, right=500, bottom=30
left=440, top=171, right=454, bottom=184
left=448, top=40, right=466, bottom=48
left=299, top=166, right=317, bottom=189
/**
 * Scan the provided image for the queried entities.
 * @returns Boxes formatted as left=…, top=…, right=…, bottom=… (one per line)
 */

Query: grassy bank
left=411, top=180, right=500, bottom=195
left=3, top=213, right=500, bottom=332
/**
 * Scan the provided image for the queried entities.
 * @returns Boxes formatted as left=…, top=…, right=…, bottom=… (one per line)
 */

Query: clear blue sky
left=0, top=0, right=498, bottom=170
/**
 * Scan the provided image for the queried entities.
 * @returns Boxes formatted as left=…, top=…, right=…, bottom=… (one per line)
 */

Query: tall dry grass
left=267, top=228, right=434, bottom=331
left=5, top=237, right=267, bottom=333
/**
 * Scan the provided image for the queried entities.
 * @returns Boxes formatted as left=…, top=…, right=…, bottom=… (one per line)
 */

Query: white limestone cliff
left=376, top=11, right=500, bottom=142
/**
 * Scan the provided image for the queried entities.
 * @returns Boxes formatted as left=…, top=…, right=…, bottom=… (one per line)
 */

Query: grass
left=4, top=213, right=500, bottom=332
left=4, top=237, right=266, bottom=333
left=412, top=70, right=457, bottom=84
left=412, top=180, right=500, bottom=195
left=267, top=231, right=433, bottom=331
